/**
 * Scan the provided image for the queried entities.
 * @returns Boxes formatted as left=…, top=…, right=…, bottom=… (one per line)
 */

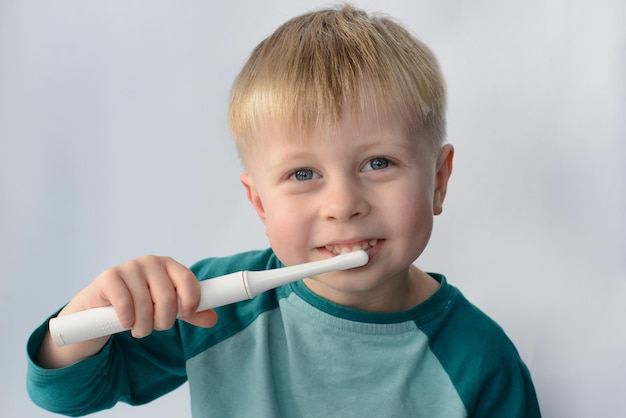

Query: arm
left=27, top=318, right=189, bottom=416
left=468, top=354, right=541, bottom=418
left=27, top=255, right=218, bottom=415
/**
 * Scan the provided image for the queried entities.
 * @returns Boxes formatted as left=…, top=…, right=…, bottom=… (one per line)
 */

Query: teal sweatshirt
left=27, top=248, right=540, bottom=417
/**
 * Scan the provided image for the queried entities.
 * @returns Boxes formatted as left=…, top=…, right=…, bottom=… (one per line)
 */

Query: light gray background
left=1, top=1, right=624, bottom=417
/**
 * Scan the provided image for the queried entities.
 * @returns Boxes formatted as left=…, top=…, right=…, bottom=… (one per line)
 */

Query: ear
left=240, top=173, right=267, bottom=224
left=433, top=144, right=454, bottom=216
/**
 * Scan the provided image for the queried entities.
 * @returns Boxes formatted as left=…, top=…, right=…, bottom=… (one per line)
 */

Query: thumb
left=181, top=309, right=218, bottom=328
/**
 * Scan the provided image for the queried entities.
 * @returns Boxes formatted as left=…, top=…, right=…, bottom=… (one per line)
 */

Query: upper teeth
left=325, top=239, right=378, bottom=255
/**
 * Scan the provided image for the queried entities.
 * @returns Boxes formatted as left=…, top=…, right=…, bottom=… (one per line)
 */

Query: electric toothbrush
left=49, top=250, right=368, bottom=347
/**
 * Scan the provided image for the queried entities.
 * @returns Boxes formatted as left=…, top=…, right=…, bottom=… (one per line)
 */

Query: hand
left=68, top=255, right=218, bottom=338
left=38, top=255, right=217, bottom=369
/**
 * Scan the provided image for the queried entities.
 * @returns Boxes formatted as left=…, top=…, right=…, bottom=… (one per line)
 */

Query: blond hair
left=229, top=4, right=446, bottom=159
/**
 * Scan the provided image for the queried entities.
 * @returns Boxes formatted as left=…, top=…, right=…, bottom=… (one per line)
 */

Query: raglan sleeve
left=468, top=344, right=542, bottom=418
left=427, top=284, right=542, bottom=418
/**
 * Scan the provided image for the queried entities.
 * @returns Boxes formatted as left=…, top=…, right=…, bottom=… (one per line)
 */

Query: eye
left=363, top=157, right=390, bottom=171
left=289, top=168, right=319, bottom=181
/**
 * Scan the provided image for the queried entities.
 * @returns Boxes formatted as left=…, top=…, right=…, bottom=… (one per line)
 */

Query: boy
left=27, top=5, right=541, bottom=417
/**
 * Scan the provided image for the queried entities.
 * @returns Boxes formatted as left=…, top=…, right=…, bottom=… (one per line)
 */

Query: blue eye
left=290, top=169, right=318, bottom=181
left=364, top=157, right=390, bottom=171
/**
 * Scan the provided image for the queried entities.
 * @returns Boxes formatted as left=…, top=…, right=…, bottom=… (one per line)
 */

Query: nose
left=319, top=177, right=370, bottom=222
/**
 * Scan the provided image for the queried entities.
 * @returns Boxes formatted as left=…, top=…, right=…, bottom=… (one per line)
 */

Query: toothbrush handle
left=49, top=306, right=124, bottom=346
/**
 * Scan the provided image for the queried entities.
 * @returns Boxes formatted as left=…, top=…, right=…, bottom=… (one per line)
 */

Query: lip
left=317, top=238, right=382, bottom=262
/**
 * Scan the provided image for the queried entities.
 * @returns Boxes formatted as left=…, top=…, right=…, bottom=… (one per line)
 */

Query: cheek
left=392, top=185, right=434, bottom=239
left=262, top=199, right=312, bottom=263
left=387, top=174, right=432, bottom=212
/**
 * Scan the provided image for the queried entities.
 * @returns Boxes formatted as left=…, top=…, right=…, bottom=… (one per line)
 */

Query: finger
left=117, top=259, right=154, bottom=338
left=164, top=258, right=201, bottom=317
left=90, top=268, right=136, bottom=330
left=182, top=309, right=218, bottom=328
left=143, top=258, right=179, bottom=331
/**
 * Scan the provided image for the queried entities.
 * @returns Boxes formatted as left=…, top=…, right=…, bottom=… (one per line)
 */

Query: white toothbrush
left=49, top=251, right=369, bottom=347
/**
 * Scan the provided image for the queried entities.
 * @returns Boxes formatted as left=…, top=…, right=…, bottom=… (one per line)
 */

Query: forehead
left=242, top=104, right=401, bottom=149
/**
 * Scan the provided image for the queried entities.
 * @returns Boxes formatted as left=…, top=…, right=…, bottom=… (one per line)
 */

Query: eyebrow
left=266, top=149, right=316, bottom=171
left=268, top=138, right=414, bottom=167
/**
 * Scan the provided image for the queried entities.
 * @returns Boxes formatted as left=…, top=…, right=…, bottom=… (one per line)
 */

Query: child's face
left=240, top=106, right=453, bottom=311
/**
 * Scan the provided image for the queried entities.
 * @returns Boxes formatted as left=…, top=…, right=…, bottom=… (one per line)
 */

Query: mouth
left=324, top=239, right=378, bottom=255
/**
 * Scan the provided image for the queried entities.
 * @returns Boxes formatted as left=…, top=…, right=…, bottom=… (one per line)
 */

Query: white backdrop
left=1, top=1, right=624, bottom=417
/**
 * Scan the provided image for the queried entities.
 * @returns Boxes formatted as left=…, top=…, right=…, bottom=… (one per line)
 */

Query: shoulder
left=421, top=277, right=516, bottom=351
left=190, top=248, right=283, bottom=280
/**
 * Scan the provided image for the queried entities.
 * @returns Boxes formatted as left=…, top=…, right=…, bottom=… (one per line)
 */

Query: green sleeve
left=26, top=314, right=187, bottom=416
left=467, top=347, right=541, bottom=417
